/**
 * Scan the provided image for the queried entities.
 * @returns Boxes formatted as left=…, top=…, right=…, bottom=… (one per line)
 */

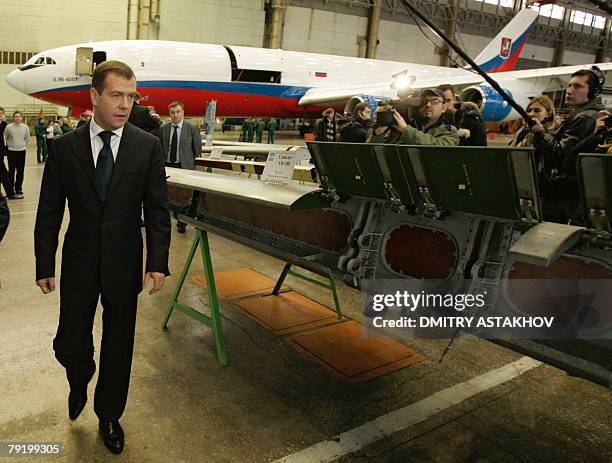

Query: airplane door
left=93, top=51, right=106, bottom=67
left=75, top=48, right=107, bottom=76
left=75, top=47, right=93, bottom=75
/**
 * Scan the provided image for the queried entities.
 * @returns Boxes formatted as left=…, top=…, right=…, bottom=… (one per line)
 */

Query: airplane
left=5, top=8, right=594, bottom=123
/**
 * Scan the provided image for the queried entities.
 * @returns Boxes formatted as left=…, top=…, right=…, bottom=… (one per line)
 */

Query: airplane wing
left=298, top=83, right=397, bottom=106
left=298, top=62, right=612, bottom=107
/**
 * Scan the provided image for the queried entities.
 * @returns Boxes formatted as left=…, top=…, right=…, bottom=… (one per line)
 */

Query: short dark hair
left=168, top=101, right=184, bottom=111
left=0, top=107, right=5, bottom=112
left=437, top=84, right=455, bottom=94
left=571, top=66, right=605, bottom=99
left=91, top=60, right=135, bottom=93
left=12, top=111, right=22, bottom=118
left=354, top=102, right=371, bottom=115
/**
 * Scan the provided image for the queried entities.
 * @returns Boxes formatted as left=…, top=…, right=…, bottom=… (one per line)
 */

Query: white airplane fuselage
left=6, top=40, right=460, bottom=117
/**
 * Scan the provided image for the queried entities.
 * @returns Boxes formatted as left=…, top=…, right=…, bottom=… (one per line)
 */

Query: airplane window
left=18, top=56, right=46, bottom=71
left=45, top=57, right=56, bottom=65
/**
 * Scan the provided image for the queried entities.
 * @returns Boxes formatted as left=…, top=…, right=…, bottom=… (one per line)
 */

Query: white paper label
left=261, top=151, right=296, bottom=184
left=210, top=147, right=224, bottom=159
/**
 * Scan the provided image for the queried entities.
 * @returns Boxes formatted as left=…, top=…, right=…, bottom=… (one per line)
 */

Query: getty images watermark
left=361, top=279, right=612, bottom=340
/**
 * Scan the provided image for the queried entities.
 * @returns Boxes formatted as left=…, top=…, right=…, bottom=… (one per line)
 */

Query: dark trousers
left=37, top=137, right=48, bottom=163
left=0, top=153, right=14, bottom=196
left=7, top=150, right=25, bottom=193
left=53, top=268, right=138, bottom=421
left=46, top=138, right=55, bottom=161
left=166, top=161, right=186, bottom=229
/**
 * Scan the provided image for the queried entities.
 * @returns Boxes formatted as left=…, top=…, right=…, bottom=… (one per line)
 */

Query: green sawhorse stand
left=162, top=228, right=227, bottom=366
left=272, top=262, right=343, bottom=320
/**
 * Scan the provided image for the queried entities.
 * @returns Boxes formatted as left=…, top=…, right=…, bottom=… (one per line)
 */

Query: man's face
left=441, top=90, right=456, bottom=113
left=90, top=72, right=137, bottom=131
left=13, top=113, right=22, bottom=124
left=359, top=107, right=371, bottom=120
left=0, top=110, right=4, bottom=121
left=565, top=75, right=590, bottom=107
left=169, top=105, right=184, bottom=125
left=419, top=96, right=447, bottom=123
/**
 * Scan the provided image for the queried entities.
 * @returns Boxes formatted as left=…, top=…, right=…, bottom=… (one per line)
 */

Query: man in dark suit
left=34, top=60, right=171, bottom=455
left=128, top=93, right=160, bottom=133
left=159, top=101, right=202, bottom=233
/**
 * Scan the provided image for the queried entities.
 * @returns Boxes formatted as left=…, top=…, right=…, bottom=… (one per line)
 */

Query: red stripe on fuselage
left=33, top=88, right=340, bottom=118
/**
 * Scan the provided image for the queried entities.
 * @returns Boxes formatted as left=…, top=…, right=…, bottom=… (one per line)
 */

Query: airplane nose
left=6, top=69, right=24, bottom=92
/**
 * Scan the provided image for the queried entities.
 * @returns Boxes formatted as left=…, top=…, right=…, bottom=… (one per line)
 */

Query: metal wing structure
left=167, top=144, right=612, bottom=388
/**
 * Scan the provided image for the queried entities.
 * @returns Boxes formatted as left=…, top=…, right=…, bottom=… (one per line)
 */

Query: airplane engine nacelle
left=459, top=82, right=531, bottom=122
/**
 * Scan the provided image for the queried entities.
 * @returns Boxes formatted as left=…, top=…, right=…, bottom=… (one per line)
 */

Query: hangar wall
left=158, top=0, right=265, bottom=46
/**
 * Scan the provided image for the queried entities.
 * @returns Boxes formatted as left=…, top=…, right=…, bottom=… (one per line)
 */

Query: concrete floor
left=1, top=137, right=611, bottom=463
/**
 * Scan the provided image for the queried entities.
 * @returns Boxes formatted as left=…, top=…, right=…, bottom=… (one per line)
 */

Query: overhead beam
left=264, top=0, right=286, bottom=49
left=366, top=0, right=382, bottom=59
left=552, top=6, right=571, bottom=66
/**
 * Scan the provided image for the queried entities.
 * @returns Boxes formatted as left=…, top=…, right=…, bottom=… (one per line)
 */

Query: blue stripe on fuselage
left=39, top=81, right=313, bottom=100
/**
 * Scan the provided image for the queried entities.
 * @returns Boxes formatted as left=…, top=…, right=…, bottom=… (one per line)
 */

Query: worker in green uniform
left=34, top=117, right=47, bottom=163
left=245, top=118, right=255, bottom=142
left=255, top=118, right=265, bottom=143
left=267, top=118, right=277, bottom=144
left=240, top=119, right=248, bottom=142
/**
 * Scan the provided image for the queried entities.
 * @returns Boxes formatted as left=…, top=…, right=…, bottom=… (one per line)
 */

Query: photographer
left=338, top=102, right=373, bottom=143
left=438, top=84, right=487, bottom=146
left=532, top=67, right=605, bottom=223
left=570, top=109, right=612, bottom=154
left=368, top=88, right=459, bottom=146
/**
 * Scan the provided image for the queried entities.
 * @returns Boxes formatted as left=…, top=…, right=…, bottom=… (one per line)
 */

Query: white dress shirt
left=89, top=116, right=124, bottom=167
left=167, top=119, right=183, bottom=163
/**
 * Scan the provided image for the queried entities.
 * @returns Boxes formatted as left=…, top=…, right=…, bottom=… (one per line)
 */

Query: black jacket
left=442, top=104, right=487, bottom=146
left=129, top=103, right=160, bottom=133
left=534, top=97, right=604, bottom=198
left=338, top=117, right=372, bottom=143
left=34, top=122, right=171, bottom=305
left=0, top=195, right=8, bottom=242
left=456, top=104, right=487, bottom=146
left=0, top=120, right=7, bottom=154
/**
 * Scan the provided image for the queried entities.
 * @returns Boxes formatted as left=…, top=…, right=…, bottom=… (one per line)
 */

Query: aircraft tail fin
left=468, top=8, right=539, bottom=73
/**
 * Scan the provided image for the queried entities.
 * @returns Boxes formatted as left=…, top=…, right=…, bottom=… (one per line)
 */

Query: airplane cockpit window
left=18, top=55, right=54, bottom=71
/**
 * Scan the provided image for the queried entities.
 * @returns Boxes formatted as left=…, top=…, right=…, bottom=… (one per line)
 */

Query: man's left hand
left=144, top=272, right=165, bottom=295
left=392, top=109, right=408, bottom=132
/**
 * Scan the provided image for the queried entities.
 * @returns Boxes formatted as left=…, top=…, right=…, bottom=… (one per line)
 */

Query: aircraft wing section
left=297, top=83, right=397, bottom=106
left=497, top=62, right=612, bottom=92
left=407, top=73, right=486, bottom=90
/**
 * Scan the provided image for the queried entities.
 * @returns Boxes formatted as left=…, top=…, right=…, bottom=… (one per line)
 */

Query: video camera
left=375, top=96, right=423, bottom=127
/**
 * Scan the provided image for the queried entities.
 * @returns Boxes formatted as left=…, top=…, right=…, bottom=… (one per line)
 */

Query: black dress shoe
left=99, top=420, right=124, bottom=454
left=68, top=390, right=87, bottom=420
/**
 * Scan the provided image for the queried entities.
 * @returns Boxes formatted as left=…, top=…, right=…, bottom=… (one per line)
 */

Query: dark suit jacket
left=159, top=120, right=202, bottom=170
left=128, top=103, right=160, bottom=133
left=34, top=122, right=171, bottom=305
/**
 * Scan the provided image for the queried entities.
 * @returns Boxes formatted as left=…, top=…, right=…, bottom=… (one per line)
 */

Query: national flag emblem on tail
left=500, top=37, right=512, bottom=59
left=315, top=71, right=327, bottom=77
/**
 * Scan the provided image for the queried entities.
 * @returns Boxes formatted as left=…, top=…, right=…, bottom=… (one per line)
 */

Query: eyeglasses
left=424, top=98, right=443, bottom=106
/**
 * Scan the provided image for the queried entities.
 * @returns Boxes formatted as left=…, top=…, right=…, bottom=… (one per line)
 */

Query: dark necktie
left=96, top=131, right=114, bottom=201
left=170, top=125, right=178, bottom=163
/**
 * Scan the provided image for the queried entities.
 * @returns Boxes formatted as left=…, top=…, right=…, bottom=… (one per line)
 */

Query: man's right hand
left=36, top=277, right=56, bottom=294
